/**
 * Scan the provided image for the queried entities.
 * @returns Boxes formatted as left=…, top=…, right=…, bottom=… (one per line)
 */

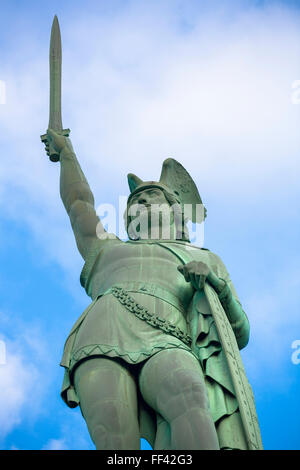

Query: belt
left=99, top=281, right=186, bottom=314
left=108, top=285, right=192, bottom=347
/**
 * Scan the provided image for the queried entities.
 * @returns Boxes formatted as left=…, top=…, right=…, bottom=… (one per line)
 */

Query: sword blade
left=48, top=15, right=63, bottom=131
left=41, top=15, right=70, bottom=162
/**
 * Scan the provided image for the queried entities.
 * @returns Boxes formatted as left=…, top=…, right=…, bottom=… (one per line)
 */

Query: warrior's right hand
left=45, top=129, right=74, bottom=160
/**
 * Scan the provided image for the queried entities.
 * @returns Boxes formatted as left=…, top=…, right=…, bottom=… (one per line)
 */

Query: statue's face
left=129, top=187, right=168, bottom=207
left=127, top=187, right=177, bottom=240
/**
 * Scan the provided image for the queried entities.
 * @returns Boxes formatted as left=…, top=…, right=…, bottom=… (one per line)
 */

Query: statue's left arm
left=207, top=269, right=250, bottom=349
left=178, top=260, right=250, bottom=349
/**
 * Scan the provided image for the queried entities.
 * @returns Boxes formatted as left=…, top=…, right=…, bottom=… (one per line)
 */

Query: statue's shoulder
left=190, top=245, right=210, bottom=251
left=177, top=242, right=210, bottom=253
left=183, top=244, right=226, bottom=268
left=161, top=240, right=210, bottom=250
left=154, top=240, right=211, bottom=265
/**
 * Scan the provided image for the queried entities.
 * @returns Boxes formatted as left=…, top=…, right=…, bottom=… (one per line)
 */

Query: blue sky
left=0, top=0, right=299, bottom=450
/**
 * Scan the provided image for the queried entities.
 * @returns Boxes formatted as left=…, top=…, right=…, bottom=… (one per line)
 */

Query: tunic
left=68, top=239, right=196, bottom=369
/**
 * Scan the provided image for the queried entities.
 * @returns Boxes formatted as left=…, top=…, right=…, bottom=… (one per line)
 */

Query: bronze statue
left=41, top=16, right=263, bottom=450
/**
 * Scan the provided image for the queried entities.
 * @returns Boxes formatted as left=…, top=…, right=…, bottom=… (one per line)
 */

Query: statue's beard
left=127, top=204, right=176, bottom=241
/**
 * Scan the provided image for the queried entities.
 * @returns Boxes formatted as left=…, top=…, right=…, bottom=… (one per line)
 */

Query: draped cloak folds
left=59, top=238, right=263, bottom=450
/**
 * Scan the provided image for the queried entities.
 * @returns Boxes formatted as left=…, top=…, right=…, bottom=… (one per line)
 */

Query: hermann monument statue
left=41, top=16, right=263, bottom=450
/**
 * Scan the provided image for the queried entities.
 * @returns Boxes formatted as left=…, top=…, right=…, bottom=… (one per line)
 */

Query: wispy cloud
left=42, top=438, right=67, bottom=450
left=0, top=336, right=39, bottom=441
left=41, top=413, right=95, bottom=450
left=240, top=259, right=300, bottom=385
left=0, top=313, right=58, bottom=444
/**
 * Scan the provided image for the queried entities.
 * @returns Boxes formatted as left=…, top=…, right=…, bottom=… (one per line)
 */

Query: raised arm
left=45, top=129, right=106, bottom=260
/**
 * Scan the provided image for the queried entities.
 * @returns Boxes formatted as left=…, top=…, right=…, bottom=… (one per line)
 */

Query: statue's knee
left=177, top=369, right=208, bottom=408
left=89, top=420, right=124, bottom=450
left=90, top=423, right=108, bottom=447
left=158, top=368, right=209, bottom=418
left=100, top=400, right=129, bottom=432
left=85, top=397, right=131, bottom=437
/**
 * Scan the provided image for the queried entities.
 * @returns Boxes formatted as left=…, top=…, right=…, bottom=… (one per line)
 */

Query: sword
left=41, top=15, right=70, bottom=162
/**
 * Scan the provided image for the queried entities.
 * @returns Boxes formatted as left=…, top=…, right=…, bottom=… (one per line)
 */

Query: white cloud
left=41, top=412, right=95, bottom=450
left=240, top=259, right=300, bottom=384
left=42, top=438, right=67, bottom=450
left=0, top=338, right=39, bottom=440
left=0, top=4, right=299, bottom=260
left=60, top=2, right=300, bottom=198
left=0, top=316, right=57, bottom=444
left=3, top=7, right=300, bottom=186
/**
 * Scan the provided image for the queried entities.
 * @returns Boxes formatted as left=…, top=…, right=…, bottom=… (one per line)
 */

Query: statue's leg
left=73, top=356, right=140, bottom=450
left=138, top=348, right=219, bottom=450
left=155, top=413, right=172, bottom=450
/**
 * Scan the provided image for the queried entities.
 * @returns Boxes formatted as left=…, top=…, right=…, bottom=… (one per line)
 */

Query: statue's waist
left=98, top=281, right=191, bottom=314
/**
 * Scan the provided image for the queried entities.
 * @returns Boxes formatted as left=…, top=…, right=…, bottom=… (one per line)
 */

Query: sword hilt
left=40, top=128, right=71, bottom=162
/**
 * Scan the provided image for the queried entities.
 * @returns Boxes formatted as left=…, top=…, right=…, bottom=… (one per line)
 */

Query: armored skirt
left=68, top=290, right=194, bottom=368
left=60, top=286, right=197, bottom=406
